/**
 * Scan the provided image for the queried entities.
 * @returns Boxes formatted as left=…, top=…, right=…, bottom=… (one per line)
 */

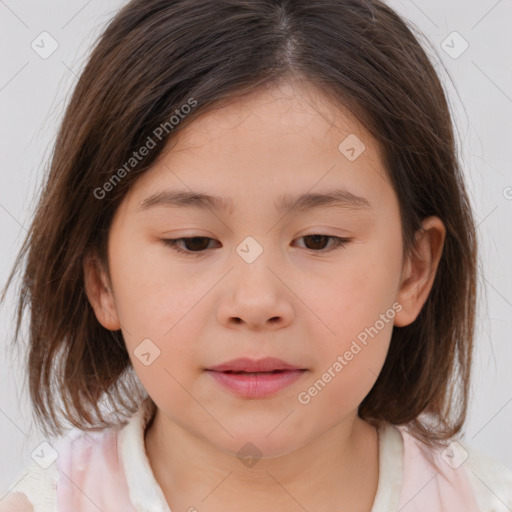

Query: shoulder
left=0, top=399, right=154, bottom=512
left=395, top=425, right=512, bottom=511
left=0, top=459, right=58, bottom=512
left=0, top=492, right=34, bottom=512
left=0, top=427, right=122, bottom=512
left=461, top=440, right=512, bottom=511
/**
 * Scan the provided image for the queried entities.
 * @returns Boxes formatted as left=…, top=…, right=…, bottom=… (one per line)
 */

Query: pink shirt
left=3, top=397, right=512, bottom=511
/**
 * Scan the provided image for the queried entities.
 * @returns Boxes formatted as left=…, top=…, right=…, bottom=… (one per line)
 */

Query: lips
left=207, top=357, right=304, bottom=373
left=205, top=357, right=307, bottom=398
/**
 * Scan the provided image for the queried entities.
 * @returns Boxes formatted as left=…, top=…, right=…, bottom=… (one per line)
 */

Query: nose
left=216, top=261, right=295, bottom=331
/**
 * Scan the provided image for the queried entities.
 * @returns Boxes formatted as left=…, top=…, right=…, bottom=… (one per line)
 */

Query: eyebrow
left=137, top=188, right=372, bottom=215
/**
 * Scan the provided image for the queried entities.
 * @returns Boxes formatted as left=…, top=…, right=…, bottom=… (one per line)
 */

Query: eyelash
left=161, top=235, right=351, bottom=256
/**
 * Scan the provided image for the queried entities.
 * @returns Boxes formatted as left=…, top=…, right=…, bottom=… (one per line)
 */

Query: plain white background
left=1, top=0, right=511, bottom=496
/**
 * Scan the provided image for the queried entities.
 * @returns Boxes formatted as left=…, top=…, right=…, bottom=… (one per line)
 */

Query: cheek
left=109, top=235, right=201, bottom=330
left=123, top=314, right=201, bottom=408
left=297, top=244, right=400, bottom=393
left=297, top=287, right=395, bottom=416
left=303, top=260, right=399, bottom=342
left=108, top=252, right=207, bottom=384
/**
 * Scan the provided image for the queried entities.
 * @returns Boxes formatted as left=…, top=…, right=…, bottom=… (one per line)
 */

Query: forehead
left=169, top=80, right=373, bottom=154
left=126, top=80, right=394, bottom=216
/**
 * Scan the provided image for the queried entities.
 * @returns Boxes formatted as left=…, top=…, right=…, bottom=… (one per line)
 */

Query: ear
left=83, top=250, right=121, bottom=331
left=394, top=216, right=446, bottom=327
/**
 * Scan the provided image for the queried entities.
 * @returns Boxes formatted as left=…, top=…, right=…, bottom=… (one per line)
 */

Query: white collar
left=118, top=397, right=171, bottom=512
left=118, top=398, right=404, bottom=512
left=371, top=421, right=404, bottom=511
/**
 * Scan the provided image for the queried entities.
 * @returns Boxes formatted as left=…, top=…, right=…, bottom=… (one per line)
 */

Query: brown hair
left=1, top=0, right=477, bottom=448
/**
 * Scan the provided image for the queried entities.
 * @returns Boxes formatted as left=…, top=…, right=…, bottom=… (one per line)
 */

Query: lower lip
left=206, top=369, right=306, bottom=398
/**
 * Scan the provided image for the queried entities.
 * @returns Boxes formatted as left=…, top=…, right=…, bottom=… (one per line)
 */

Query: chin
left=210, top=428, right=311, bottom=462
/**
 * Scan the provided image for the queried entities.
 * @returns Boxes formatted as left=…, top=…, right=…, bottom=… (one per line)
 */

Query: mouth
left=205, top=358, right=307, bottom=398
left=220, top=369, right=293, bottom=375
left=206, top=356, right=306, bottom=373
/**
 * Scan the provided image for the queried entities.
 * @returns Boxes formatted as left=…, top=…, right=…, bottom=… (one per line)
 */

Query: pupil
left=306, top=235, right=327, bottom=250
left=187, top=237, right=209, bottom=251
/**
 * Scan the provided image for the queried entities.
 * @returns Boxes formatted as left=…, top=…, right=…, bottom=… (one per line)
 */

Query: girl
left=1, top=0, right=511, bottom=511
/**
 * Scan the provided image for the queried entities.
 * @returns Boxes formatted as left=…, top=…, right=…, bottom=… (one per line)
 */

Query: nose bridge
left=235, top=234, right=268, bottom=266
left=216, top=233, right=294, bottom=329
left=231, top=234, right=277, bottom=293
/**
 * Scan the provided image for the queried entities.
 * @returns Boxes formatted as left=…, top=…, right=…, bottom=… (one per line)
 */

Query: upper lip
left=207, top=357, right=304, bottom=372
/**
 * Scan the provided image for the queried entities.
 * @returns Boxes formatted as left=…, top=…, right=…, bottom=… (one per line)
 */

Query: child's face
left=86, top=80, right=443, bottom=456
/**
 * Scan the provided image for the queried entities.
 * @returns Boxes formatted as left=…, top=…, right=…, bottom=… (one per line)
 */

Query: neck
left=144, top=408, right=380, bottom=512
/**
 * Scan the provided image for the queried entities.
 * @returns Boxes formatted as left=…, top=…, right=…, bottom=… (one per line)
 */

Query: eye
left=294, top=234, right=351, bottom=252
left=161, top=235, right=351, bottom=256
left=162, top=237, right=219, bottom=255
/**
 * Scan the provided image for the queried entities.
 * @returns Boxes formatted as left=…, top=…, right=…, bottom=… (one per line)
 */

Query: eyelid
left=161, top=236, right=219, bottom=256
left=161, top=234, right=352, bottom=256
